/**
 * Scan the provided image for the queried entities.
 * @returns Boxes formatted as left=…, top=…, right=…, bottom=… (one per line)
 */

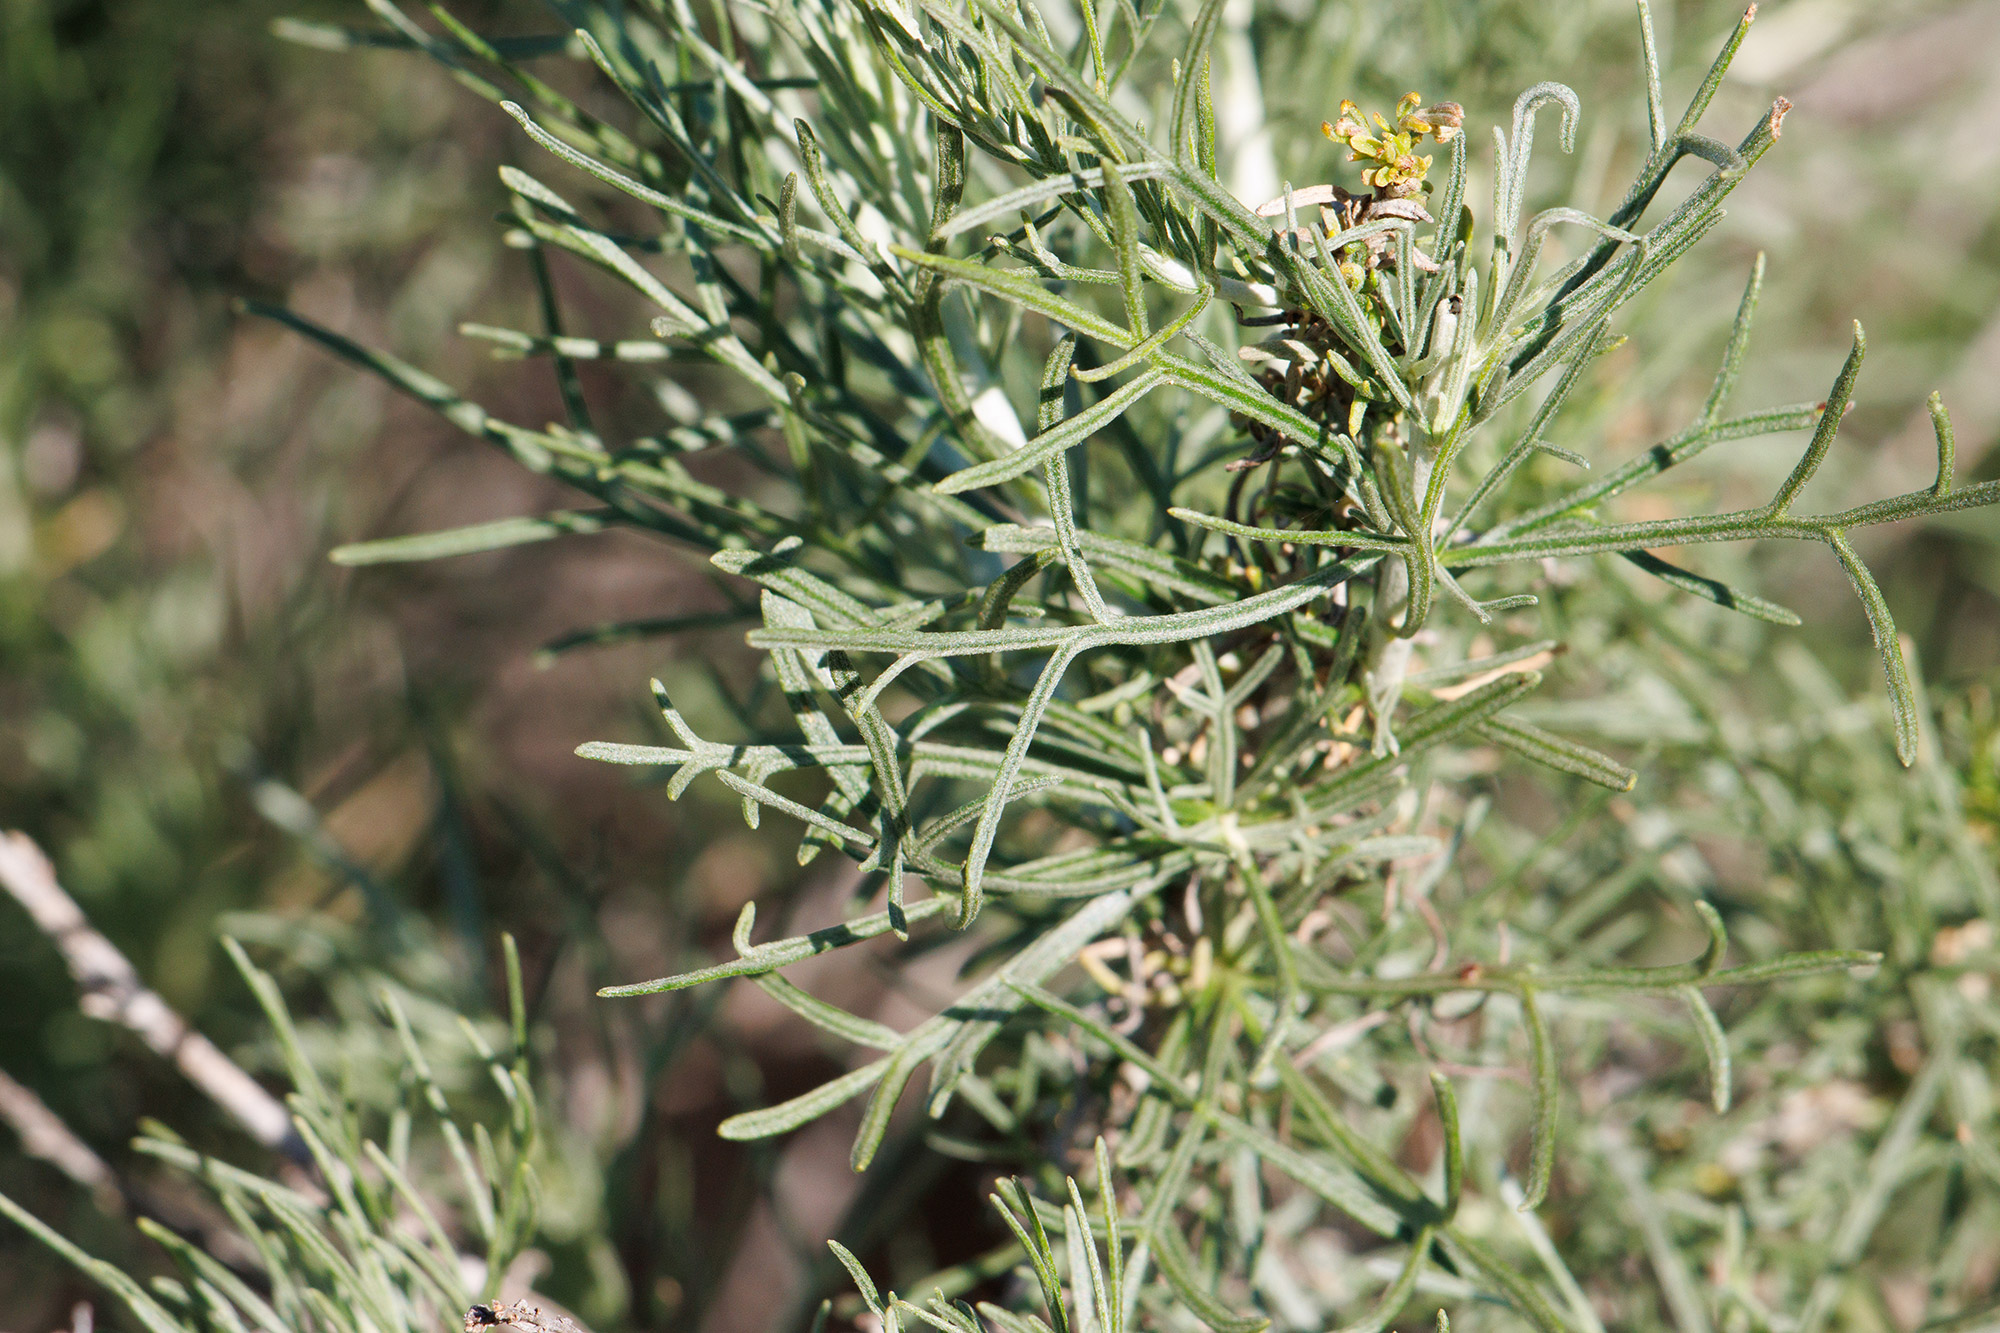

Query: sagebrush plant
left=10, top=0, right=1999, bottom=1329
left=268, top=0, right=1998, bottom=1326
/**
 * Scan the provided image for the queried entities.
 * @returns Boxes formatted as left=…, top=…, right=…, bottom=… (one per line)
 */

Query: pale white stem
left=0, top=1067, right=123, bottom=1213
left=0, top=831, right=297, bottom=1155
left=1215, top=0, right=1278, bottom=209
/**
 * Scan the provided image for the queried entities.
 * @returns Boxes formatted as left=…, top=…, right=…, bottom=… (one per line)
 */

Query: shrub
left=9, top=0, right=1999, bottom=1330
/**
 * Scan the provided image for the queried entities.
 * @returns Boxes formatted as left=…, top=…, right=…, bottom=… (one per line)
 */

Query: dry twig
left=0, top=830, right=299, bottom=1156
left=0, top=1068, right=124, bottom=1214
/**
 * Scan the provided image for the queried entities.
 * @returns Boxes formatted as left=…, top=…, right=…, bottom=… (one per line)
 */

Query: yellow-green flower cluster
left=1322, top=92, right=1463, bottom=196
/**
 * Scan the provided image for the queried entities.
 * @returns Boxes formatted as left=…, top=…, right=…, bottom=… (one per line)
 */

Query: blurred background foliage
left=0, top=0, right=1994, bottom=1330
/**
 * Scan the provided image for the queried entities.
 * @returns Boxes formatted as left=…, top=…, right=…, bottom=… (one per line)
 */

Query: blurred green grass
left=0, top=1, right=1995, bottom=1329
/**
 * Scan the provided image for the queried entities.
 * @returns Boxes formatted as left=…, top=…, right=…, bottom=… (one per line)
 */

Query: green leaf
left=500, top=101, right=767, bottom=244
left=938, top=163, right=1171, bottom=240
left=331, top=510, right=614, bottom=565
left=749, top=556, right=1378, bottom=658
left=598, top=896, right=956, bottom=997
left=851, top=1032, right=946, bottom=1171
left=1474, top=715, right=1636, bottom=791
left=1767, top=323, right=1865, bottom=517
left=1333, top=1227, right=1433, bottom=1333
left=891, top=246, right=1134, bottom=346
left=1618, top=549, right=1801, bottom=625
left=979, top=525, right=1236, bottom=603
left=829, top=1240, right=886, bottom=1316
left=1519, top=988, right=1559, bottom=1211
left=1439, top=1229, right=1569, bottom=1333
left=936, top=369, right=1165, bottom=495
left=1100, top=157, right=1149, bottom=339
left=1150, top=1226, right=1269, bottom=1333
left=734, top=907, right=902, bottom=1050
left=0, top=1190, right=192, bottom=1333
left=718, top=1058, right=893, bottom=1141
left=960, top=643, right=1082, bottom=924
left=1167, top=0, right=1226, bottom=166
left=925, top=881, right=1158, bottom=1115
left=1676, top=984, right=1733, bottom=1114
left=1431, top=1073, right=1463, bottom=1222
left=994, top=1181, right=1069, bottom=1333
left=1827, top=530, right=1918, bottom=766
left=1012, top=983, right=1407, bottom=1236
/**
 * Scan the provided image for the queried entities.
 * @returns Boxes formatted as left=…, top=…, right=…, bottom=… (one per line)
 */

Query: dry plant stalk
left=0, top=1067, right=123, bottom=1214
left=0, top=831, right=299, bottom=1155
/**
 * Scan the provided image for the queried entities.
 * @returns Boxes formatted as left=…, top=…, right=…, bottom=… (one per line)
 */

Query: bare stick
left=0, top=1068, right=124, bottom=1214
left=0, top=831, right=298, bottom=1156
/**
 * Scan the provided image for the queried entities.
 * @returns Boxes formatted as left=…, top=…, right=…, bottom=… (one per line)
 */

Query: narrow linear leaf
left=1150, top=1225, right=1269, bottom=1333
left=1519, top=989, right=1559, bottom=1211
left=1619, top=549, right=1801, bottom=625
left=892, top=246, right=1134, bottom=346
left=1439, top=1229, right=1569, bottom=1333
left=0, top=1191, right=190, bottom=1333
left=1676, top=984, right=1732, bottom=1114
left=829, top=1240, right=886, bottom=1316
left=937, top=369, right=1166, bottom=495
left=332, top=510, right=614, bottom=565
left=1431, top=1073, right=1463, bottom=1222
left=599, top=896, right=956, bottom=997
left=719, top=1058, right=893, bottom=1141
left=940, top=163, right=1171, bottom=239
left=1474, top=715, right=1636, bottom=791
left=1827, top=530, right=1918, bottom=765
left=1334, top=1227, right=1434, bottom=1333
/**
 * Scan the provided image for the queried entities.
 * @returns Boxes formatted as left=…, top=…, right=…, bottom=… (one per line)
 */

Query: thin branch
left=0, top=831, right=301, bottom=1158
left=0, top=1069, right=124, bottom=1214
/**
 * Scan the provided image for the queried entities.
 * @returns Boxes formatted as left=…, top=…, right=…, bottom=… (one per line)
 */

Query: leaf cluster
left=1, top=937, right=542, bottom=1333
